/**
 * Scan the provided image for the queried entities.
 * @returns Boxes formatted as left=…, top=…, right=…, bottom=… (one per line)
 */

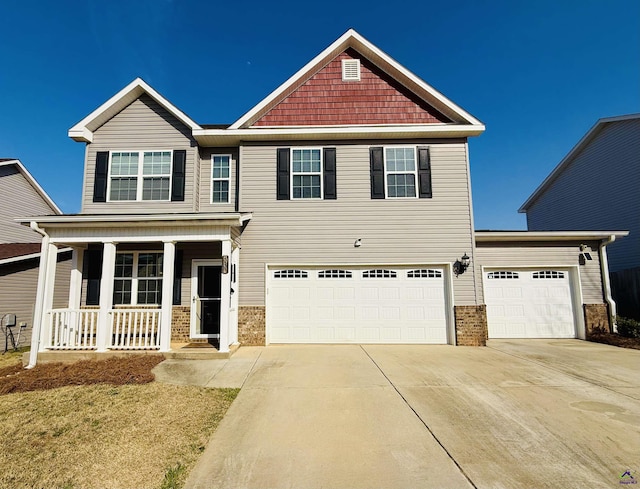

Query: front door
left=191, top=261, right=222, bottom=338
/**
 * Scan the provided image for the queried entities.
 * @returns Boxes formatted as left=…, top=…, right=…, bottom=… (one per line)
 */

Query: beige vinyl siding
left=0, top=253, right=71, bottom=351
left=526, top=118, right=640, bottom=272
left=198, top=148, right=238, bottom=212
left=0, top=165, right=58, bottom=243
left=82, top=94, right=198, bottom=214
left=238, top=140, right=477, bottom=306
left=474, top=240, right=604, bottom=304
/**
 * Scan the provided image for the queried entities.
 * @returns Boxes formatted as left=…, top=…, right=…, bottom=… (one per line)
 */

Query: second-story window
left=385, top=147, right=417, bottom=198
left=291, top=148, right=322, bottom=199
left=211, top=155, right=230, bottom=203
left=109, top=151, right=172, bottom=201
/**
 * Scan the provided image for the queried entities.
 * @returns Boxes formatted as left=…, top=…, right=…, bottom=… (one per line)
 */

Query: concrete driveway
left=184, top=340, right=640, bottom=489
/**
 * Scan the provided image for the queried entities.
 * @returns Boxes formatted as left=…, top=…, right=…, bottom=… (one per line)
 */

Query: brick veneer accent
left=171, top=306, right=191, bottom=342
left=584, top=303, right=611, bottom=335
left=238, top=306, right=266, bottom=346
left=455, top=305, right=488, bottom=346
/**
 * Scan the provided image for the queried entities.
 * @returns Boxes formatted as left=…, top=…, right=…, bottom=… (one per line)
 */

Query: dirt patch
left=588, top=333, right=640, bottom=350
left=0, top=355, right=165, bottom=395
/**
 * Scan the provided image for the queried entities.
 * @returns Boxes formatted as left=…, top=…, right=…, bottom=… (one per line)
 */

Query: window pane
left=385, top=147, right=415, bottom=171
left=292, top=149, right=321, bottom=173
left=110, top=178, right=137, bottom=201
left=115, top=254, right=134, bottom=278
left=143, top=151, right=171, bottom=175
left=137, top=253, right=163, bottom=278
left=142, top=177, right=170, bottom=200
left=113, top=279, right=132, bottom=305
left=387, top=174, right=416, bottom=198
left=138, top=279, right=162, bottom=304
left=212, top=156, right=230, bottom=179
left=212, top=180, right=229, bottom=203
left=293, top=174, right=320, bottom=199
left=111, top=152, right=139, bottom=176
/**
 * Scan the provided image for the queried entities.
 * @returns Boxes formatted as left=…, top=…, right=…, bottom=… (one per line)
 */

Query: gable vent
left=342, top=59, right=361, bottom=81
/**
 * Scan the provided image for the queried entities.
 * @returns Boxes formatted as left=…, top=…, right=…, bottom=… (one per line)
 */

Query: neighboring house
left=0, top=159, right=71, bottom=350
left=21, top=30, right=626, bottom=364
left=520, top=114, right=640, bottom=319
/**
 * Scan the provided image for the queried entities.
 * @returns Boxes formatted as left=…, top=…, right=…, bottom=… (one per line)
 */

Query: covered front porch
left=23, top=213, right=250, bottom=366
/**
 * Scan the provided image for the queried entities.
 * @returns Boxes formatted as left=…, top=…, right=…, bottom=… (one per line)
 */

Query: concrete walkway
left=163, top=341, right=640, bottom=489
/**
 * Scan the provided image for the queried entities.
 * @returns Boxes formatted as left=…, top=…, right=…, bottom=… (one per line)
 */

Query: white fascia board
left=17, top=212, right=253, bottom=227
left=519, top=113, right=640, bottom=213
left=475, top=230, right=629, bottom=242
left=229, top=29, right=483, bottom=129
left=68, top=78, right=202, bottom=142
left=1, top=160, right=62, bottom=214
left=194, top=123, right=485, bottom=144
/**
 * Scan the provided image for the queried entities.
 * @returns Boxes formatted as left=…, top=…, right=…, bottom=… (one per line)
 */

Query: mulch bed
left=0, top=355, right=165, bottom=395
left=588, top=333, right=640, bottom=350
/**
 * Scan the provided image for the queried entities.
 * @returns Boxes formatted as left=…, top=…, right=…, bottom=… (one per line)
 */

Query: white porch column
left=219, top=239, right=232, bottom=353
left=97, top=242, right=116, bottom=352
left=28, top=234, right=51, bottom=365
left=159, top=241, right=176, bottom=352
left=40, top=242, right=60, bottom=351
left=67, top=247, right=85, bottom=310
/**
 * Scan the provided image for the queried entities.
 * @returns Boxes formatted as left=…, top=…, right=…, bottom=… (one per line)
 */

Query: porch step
left=163, top=342, right=240, bottom=360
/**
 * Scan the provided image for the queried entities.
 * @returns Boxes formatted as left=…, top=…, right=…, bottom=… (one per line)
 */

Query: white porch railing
left=109, top=309, right=161, bottom=349
left=48, top=309, right=98, bottom=350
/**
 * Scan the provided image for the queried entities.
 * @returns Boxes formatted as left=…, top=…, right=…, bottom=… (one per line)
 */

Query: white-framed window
left=114, top=252, right=164, bottom=305
left=532, top=271, right=566, bottom=279
left=211, top=155, right=231, bottom=203
left=291, top=148, right=323, bottom=199
left=108, top=151, right=172, bottom=201
left=274, top=269, right=308, bottom=279
left=342, top=59, right=361, bottom=81
left=384, top=147, right=417, bottom=198
left=487, top=271, right=519, bottom=280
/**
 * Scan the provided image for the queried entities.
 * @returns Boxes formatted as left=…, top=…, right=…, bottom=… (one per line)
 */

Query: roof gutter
left=599, top=234, right=617, bottom=332
left=25, top=221, right=49, bottom=369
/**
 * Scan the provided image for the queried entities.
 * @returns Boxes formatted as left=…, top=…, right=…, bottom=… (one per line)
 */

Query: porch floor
left=25, top=343, right=239, bottom=365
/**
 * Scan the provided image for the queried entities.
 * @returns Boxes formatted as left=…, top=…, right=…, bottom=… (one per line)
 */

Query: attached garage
left=266, top=266, right=450, bottom=344
left=483, top=268, right=578, bottom=338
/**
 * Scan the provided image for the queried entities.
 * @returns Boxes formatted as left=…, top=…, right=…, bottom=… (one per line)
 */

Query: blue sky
left=0, top=0, right=638, bottom=229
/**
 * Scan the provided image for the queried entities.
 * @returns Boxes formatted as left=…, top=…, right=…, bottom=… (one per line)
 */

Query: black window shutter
left=323, top=148, right=337, bottom=200
left=417, top=146, right=432, bottom=198
left=370, top=147, right=385, bottom=199
left=93, top=152, right=109, bottom=202
left=84, top=249, right=103, bottom=305
left=276, top=148, right=290, bottom=200
left=172, top=249, right=183, bottom=305
left=171, top=150, right=186, bottom=201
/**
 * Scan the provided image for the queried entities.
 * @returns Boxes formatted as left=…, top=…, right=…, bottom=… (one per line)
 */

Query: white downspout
left=26, top=221, right=50, bottom=368
left=599, top=235, right=617, bottom=332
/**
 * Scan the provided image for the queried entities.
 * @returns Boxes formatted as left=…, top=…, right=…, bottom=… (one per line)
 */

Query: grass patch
left=0, top=383, right=239, bottom=489
left=0, top=347, right=27, bottom=369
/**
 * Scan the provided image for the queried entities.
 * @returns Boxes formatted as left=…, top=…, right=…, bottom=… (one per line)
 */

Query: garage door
left=484, top=269, right=576, bottom=338
left=267, top=266, right=448, bottom=344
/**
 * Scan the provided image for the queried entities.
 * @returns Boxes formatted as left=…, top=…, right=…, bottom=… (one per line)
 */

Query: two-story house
left=22, top=30, right=626, bottom=365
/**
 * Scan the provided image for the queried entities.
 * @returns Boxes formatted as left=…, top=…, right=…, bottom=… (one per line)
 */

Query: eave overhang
left=193, top=123, right=484, bottom=146
left=18, top=212, right=252, bottom=230
left=475, top=230, right=629, bottom=242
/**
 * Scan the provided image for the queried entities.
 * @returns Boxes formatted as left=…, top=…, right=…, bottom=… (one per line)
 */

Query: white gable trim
left=229, top=29, right=484, bottom=130
left=68, top=78, right=201, bottom=143
left=519, top=113, right=640, bottom=212
left=0, top=159, right=62, bottom=214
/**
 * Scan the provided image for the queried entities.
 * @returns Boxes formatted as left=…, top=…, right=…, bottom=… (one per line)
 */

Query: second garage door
left=484, top=269, right=576, bottom=338
left=267, top=266, right=448, bottom=344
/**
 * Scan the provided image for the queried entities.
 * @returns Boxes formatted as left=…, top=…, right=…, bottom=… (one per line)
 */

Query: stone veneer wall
left=455, top=305, right=488, bottom=346
left=238, top=306, right=266, bottom=346
left=584, top=303, right=611, bottom=334
left=171, top=306, right=191, bottom=342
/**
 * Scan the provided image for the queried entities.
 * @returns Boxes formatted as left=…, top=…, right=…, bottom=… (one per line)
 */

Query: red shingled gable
left=253, top=49, right=451, bottom=127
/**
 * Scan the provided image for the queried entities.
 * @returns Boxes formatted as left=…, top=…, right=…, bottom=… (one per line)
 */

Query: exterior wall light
left=454, top=252, right=470, bottom=276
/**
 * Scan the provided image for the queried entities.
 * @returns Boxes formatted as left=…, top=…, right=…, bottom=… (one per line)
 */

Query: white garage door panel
left=485, top=269, right=575, bottom=339
left=268, top=267, right=447, bottom=344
